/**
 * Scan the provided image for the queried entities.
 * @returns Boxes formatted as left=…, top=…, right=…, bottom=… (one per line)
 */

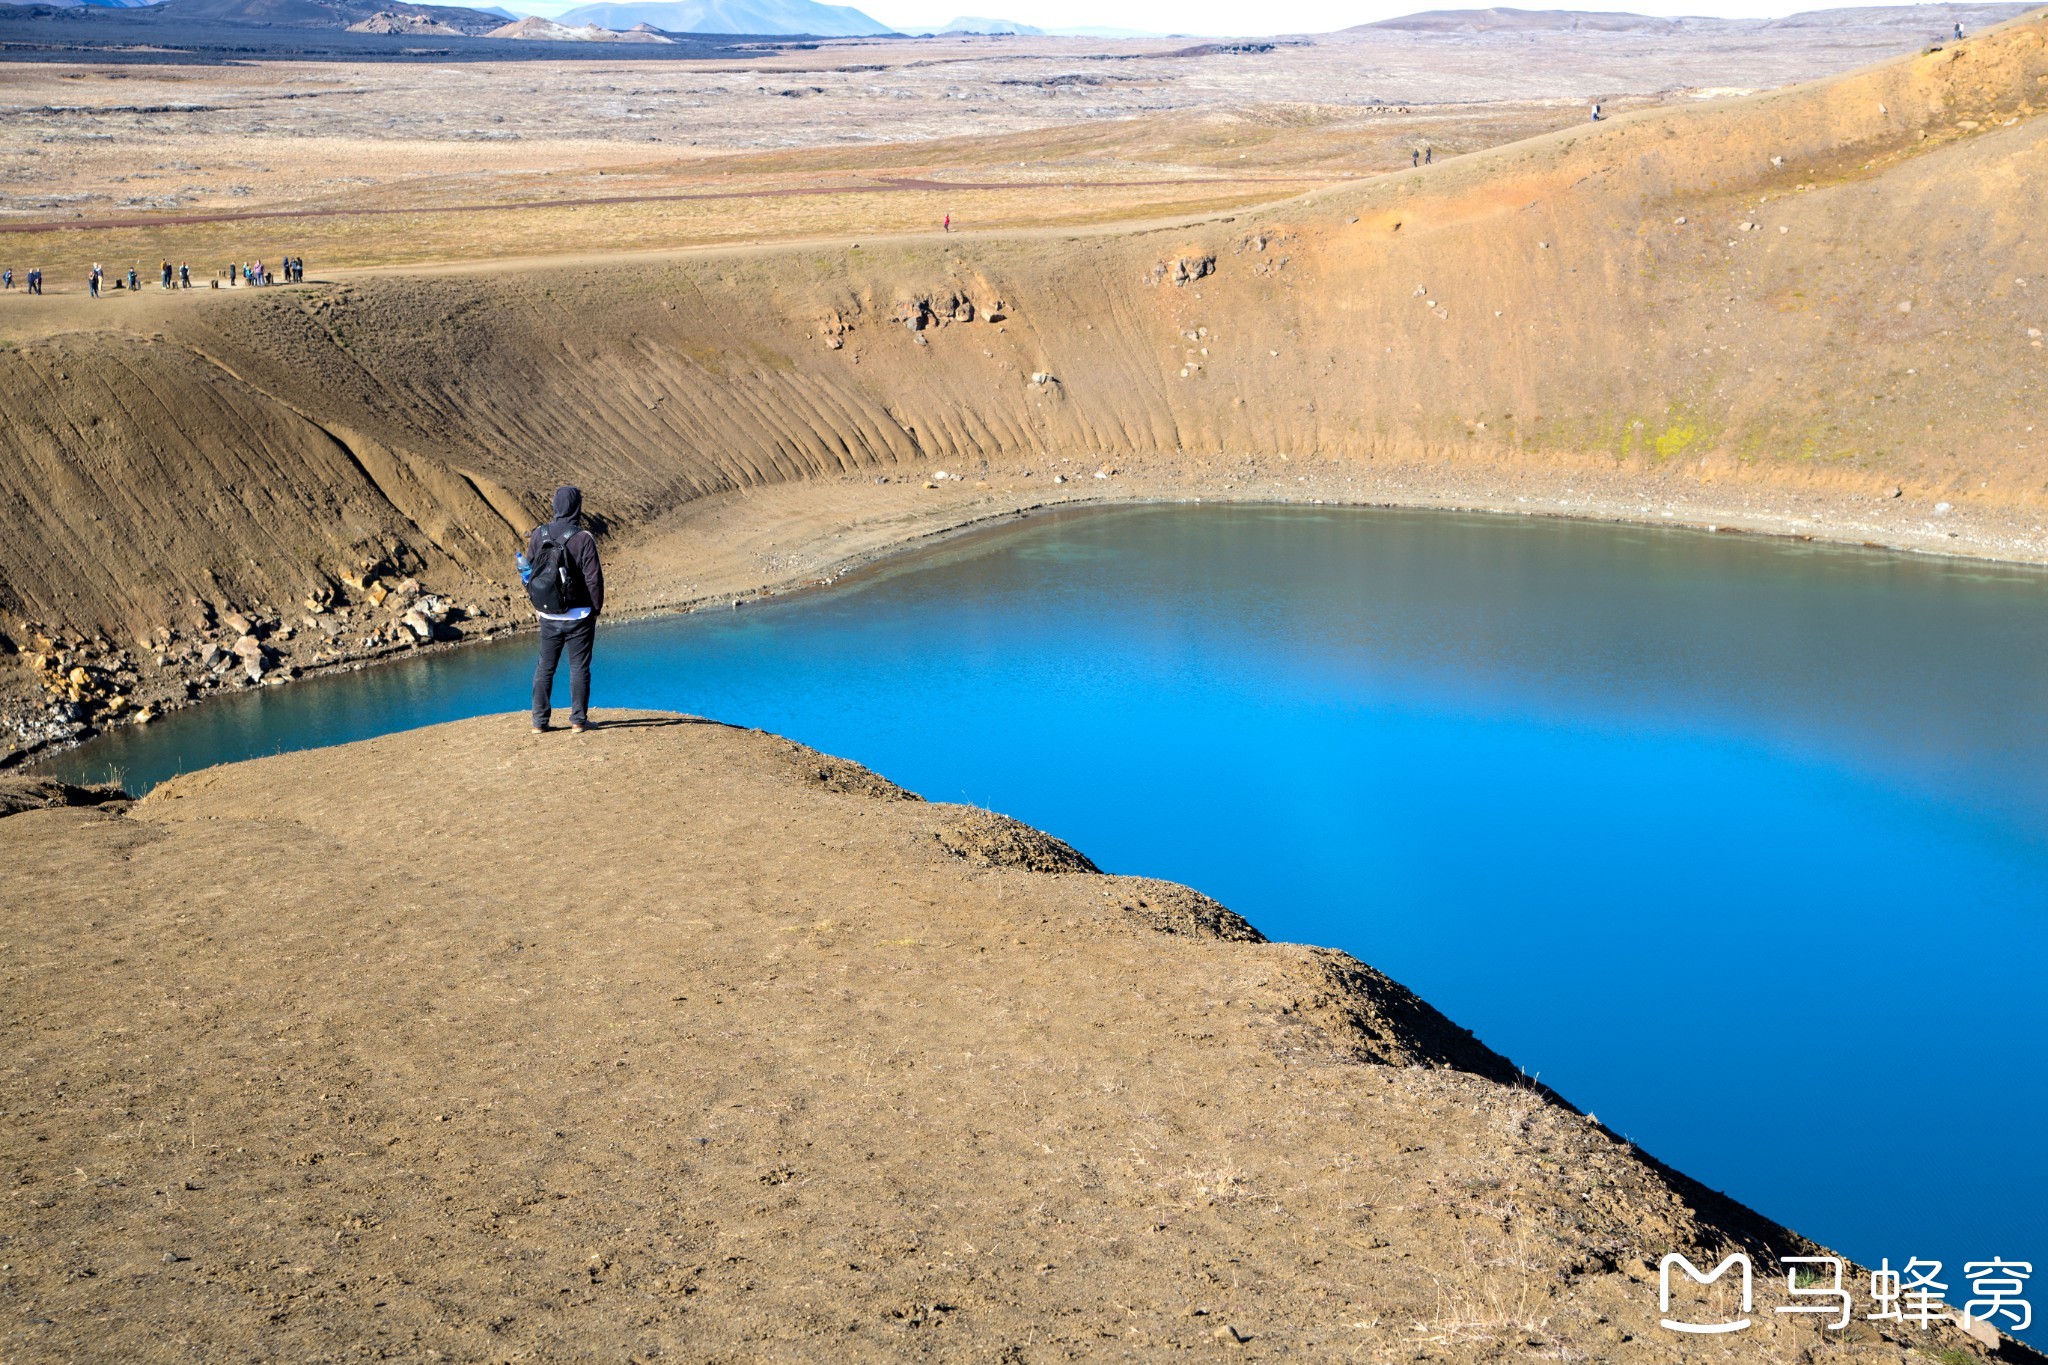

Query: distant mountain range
left=1351, top=3, right=2034, bottom=33
left=926, top=14, right=1040, bottom=33
left=555, top=0, right=893, bottom=34
left=1, top=0, right=2026, bottom=44
left=108, top=0, right=508, bottom=31
left=488, top=12, right=672, bottom=36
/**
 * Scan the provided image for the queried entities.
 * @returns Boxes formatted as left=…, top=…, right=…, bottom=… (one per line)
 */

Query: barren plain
left=1, top=9, right=2033, bottom=266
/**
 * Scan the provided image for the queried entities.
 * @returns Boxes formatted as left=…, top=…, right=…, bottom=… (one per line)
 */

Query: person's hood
left=552, top=485, right=582, bottom=522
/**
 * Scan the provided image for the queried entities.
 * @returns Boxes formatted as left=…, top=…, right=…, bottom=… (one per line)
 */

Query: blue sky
left=513, top=0, right=1823, bottom=38
left=863, top=0, right=1790, bottom=34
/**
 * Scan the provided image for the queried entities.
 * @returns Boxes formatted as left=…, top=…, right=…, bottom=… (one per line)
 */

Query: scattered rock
left=1212, top=1323, right=1251, bottom=1344
left=1934, top=501, right=1953, bottom=515
left=1959, top=1314, right=2002, bottom=1349
left=934, top=806, right=1098, bottom=874
left=223, top=611, right=254, bottom=636
left=1149, top=254, right=1215, bottom=287
left=1113, top=878, right=1264, bottom=942
left=0, top=775, right=128, bottom=819
left=779, top=741, right=922, bottom=801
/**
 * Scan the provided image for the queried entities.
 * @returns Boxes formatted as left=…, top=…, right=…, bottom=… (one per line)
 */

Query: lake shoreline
left=18, top=453, right=2048, bottom=775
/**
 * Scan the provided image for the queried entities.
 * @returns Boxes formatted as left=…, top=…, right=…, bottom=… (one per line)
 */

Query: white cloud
left=485, top=0, right=1840, bottom=39
left=866, top=0, right=1825, bottom=37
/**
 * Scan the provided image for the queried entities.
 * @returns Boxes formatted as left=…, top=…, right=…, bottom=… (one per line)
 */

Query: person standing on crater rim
left=522, top=485, right=604, bottom=734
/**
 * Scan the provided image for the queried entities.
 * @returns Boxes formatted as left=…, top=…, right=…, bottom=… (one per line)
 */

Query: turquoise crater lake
left=45, top=503, right=2048, bottom=1329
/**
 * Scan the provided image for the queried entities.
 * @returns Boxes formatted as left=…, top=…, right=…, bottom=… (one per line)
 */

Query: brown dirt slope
left=0, top=713, right=2029, bottom=1361
left=0, top=12, right=2044, bottom=724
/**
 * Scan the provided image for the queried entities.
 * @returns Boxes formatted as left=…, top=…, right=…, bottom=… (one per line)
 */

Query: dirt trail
left=0, top=173, right=1318, bottom=236
left=1, top=11, right=2045, bottom=756
left=1, top=715, right=2031, bottom=1361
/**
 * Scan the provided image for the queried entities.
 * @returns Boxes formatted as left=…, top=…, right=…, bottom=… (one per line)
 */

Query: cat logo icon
left=1660, top=1252, right=1754, bottom=1334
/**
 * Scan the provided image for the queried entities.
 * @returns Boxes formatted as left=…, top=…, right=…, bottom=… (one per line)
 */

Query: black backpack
left=525, top=524, right=585, bottom=614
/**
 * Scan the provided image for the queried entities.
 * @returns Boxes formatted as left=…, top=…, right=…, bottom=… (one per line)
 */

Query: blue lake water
left=43, top=502, right=2048, bottom=1331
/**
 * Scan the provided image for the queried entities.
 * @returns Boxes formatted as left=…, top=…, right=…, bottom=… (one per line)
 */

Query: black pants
left=532, top=614, right=595, bottom=727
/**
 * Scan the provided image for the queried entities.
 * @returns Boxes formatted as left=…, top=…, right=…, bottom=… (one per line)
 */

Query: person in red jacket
left=524, top=485, right=605, bottom=733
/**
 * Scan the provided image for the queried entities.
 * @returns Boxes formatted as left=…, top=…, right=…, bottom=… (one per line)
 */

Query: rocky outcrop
left=344, top=10, right=465, bottom=33
left=0, top=772, right=126, bottom=818
left=484, top=15, right=673, bottom=41
left=1146, top=251, right=1216, bottom=286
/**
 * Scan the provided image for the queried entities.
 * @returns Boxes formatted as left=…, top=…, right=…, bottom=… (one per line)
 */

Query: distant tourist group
left=226, top=257, right=304, bottom=287
left=3, top=255, right=306, bottom=297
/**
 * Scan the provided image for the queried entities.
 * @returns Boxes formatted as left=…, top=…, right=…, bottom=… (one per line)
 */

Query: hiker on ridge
left=522, top=485, right=605, bottom=734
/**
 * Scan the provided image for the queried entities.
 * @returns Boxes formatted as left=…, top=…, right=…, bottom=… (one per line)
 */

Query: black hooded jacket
left=526, top=485, right=605, bottom=615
